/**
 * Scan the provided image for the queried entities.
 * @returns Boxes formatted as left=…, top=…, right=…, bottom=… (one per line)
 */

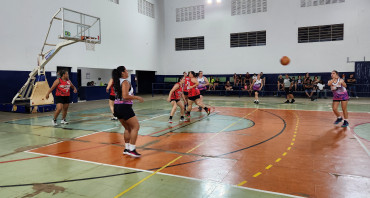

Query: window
left=230, top=31, right=266, bottom=48
left=298, top=24, right=343, bottom=43
left=176, top=5, right=205, bottom=22
left=108, top=0, right=119, bottom=5
left=231, top=0, right=267, bottom=16
left=301, top=0, right=344, bottom=7
left=175, top=36, right=204, bottom=51
left=138, top=0, right=155, bottom=18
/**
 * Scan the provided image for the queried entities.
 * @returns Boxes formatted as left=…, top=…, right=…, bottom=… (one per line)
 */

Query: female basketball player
left=197, top=71, right=209, bottom=111
left=106, top=69, right=118, bottom=120
left=45, top=70, right=77, bottom=126
left=167, top=78, right=186, bottom=123
left=328, top=70, right=349, bottom=127
left=183, top=72, right=189, bottom=110
left=113, top=66, right=144, bottom=157
left=185, top=71, right=211, bottom=118
left=251, top=74, right=263, bottom=104
left=283, top=74, right=295, bottom=103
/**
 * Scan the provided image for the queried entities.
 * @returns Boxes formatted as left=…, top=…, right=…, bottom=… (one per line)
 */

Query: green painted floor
left=0, top=95, right=369, bottom=198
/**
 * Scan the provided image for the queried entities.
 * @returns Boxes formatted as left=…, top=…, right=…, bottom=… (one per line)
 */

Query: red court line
left=0, top=156, right=47, bottom=164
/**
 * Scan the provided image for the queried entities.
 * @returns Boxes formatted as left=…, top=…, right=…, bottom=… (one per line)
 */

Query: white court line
left=23, top=113, right=166, bottom=153
left=24, top=127, right=119, bottom=153
left=139, top=114, right=168, bottom=122
left=24, top=150, right=303, bottom=198
left=351, top=127, right=370, bottom=158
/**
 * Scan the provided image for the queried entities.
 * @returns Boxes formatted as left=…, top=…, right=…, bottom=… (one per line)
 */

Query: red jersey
left=187, top=78, right=200, bottom=97
left=56, top=78, right=71, bottom=96
left=170, top=83, right=182, bottom=100
left=183, top=77, right=191, bottom=92
left=110, top=86, right=115, bottom=96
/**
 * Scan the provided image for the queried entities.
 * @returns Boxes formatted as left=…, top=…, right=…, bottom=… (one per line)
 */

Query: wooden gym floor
left=0, top=95, right=369, bottom=198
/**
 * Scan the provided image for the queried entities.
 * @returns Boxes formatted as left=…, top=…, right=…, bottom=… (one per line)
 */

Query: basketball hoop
left=85, top=37, right=96, bottom=51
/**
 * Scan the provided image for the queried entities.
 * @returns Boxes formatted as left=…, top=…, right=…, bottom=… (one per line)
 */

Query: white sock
left=129, top=144, right=136, bottom=151
left=125, top=143, right=129, bottom=150
left=338, top=116, right=342, bottom=119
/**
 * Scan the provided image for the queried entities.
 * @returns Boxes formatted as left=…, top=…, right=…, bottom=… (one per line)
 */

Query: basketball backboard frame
left=58, top=8, right=101, bottom=44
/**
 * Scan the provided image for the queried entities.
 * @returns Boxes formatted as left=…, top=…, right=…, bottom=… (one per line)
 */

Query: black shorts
left=55, top=96, right=70, bottom=104
left=333, top=100, right=349, bottom=102
left=109, top=95, right=115, bottom=101
left=199, top=89, right=206, bottom=95
left=170, top=99, right=180, bottom=103
left=253, top=89, right=260, bottom=93
left=285, top=88, right=293, bottom=94
left=183, top=92, right=188, bottom=96
left=188, top=95, right=200, bottom=101
left=114, top=104, right=135, bottom=121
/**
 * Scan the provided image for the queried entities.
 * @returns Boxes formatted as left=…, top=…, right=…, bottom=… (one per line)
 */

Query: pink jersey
left=331, top=78, right=349, bottom=101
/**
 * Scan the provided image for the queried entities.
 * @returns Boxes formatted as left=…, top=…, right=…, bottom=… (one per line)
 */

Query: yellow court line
left=253, top=172, right=262, bottom=177
left=265, top=164, right=273, bottom=170
left=237, top=181, right=247, bottom=186
left=114, top=109, right=258, bottom=197
left=114, top=156, right=182, bottom=198
left=236, top=112, right=300, bottom=187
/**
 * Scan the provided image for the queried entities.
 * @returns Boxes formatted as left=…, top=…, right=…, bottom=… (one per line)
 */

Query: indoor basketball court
left=1, top=1, right=370, bottom=198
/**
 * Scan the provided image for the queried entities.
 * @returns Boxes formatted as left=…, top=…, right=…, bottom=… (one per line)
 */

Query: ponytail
left=113, top=66, right=126, bottom=100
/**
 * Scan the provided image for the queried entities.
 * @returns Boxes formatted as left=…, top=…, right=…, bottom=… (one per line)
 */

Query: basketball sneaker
left=61, top=119, right=69, bottom=124
left=52, top=119, right=57, bottom=126
left=284, top=100, right=290, bottom=103
left=198, top=106, right=202, bottom=111
left=168, top=119, right=173, bottom=123
left=341, top=120, right=349, bottom=127
left=128, top=150, right=141, bottom=158
left=180, top=117, right=185, bottom=122
left=111, top=117, right=118, bottom=120
left=334, top=117, right=343, bottom=125
left=123, top=149, right=129, bottom=155
left=206, top=108, right=211, bottom=115
left=256, top=101, right=259, bottom=104
left=290, top=99, right=295, bottom=103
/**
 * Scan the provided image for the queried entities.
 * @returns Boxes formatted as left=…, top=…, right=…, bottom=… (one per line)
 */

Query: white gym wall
left=0, top=0, right=164, bottom=73
left=158, top=0, right=370, bottom=74
left=1, top=0, right=369, bottom=75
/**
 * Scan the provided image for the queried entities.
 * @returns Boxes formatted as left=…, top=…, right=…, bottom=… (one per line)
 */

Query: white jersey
left=114, top=78, right=134, bottom=104
left=283, top=78, right=291, bottom=87
left=197, top=76, right=207, bottom=90
left=254, top=79, right=262, bottom=85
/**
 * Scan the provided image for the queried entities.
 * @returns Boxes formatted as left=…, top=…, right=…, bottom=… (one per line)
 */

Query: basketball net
left=85, top=38, right=95, bottom=51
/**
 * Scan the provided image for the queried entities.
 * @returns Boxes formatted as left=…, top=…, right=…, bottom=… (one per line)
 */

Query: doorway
left=136, top=70, right=156, bottom=94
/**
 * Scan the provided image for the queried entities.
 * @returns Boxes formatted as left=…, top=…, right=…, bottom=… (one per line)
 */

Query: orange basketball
left=280, top=56, right=290, bottom=66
